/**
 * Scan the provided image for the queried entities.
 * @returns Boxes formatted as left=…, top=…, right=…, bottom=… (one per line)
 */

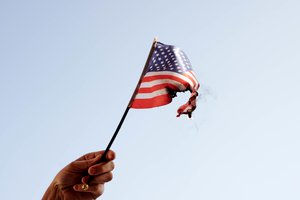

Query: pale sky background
left=1, top=0, right=300, bottom=199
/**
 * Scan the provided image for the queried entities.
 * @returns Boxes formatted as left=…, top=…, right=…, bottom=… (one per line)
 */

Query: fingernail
left=82, top=176, right=89, bottom=183
left=73, top=185, right=80, bottom=191
left=89, top=168, right=95, bottom=175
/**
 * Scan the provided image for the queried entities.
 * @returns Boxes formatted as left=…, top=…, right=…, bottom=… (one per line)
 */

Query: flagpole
left=100, top=37, right=158, bottom=161
left=127, top=37, right=158, bottom=107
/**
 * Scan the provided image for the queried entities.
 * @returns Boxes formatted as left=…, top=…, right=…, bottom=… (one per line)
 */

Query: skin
left=42, top=150, right=115, bottom=200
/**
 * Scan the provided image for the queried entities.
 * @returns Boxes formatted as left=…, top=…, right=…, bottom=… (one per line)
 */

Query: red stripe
left=182, top=73, right=197, bottom=89
left=137, top=83, right=179, bottom=93
left=142, top=75, right=190, bottom=87
left=188, top=71, right=200, bottom=90
left=131, top=94, right=172, bottom=108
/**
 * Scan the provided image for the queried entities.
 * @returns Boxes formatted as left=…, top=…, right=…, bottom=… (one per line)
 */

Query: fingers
left=76, top=150, right=115, bottom=162
left=88, top=161, right=115, bottom=176
left=81, top=158, right=115, bottom=187
left=76, top=173, right=112, bottom=197
left=73, top=183, right=104, bottom=197
left=89, top=172, right=113, bottom=184
left=70, top=150, right=115, bottom=172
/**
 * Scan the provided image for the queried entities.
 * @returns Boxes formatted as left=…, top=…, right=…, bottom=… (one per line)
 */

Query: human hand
left=42, top=150, right=115, bottom=200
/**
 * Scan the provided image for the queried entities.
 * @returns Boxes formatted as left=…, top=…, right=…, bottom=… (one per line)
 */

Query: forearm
left=42, top=181, right=63, bottom=200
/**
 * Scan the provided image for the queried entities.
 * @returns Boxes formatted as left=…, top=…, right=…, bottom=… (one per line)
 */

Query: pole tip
left=153, top=37, right=158, bottom=47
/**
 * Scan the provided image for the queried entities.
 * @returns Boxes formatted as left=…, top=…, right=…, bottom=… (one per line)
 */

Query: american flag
left=130, top=42, right=200, bottom=117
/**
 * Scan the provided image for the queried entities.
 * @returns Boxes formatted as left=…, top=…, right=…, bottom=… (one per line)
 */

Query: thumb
left=69, top=154, right=103, bottom=172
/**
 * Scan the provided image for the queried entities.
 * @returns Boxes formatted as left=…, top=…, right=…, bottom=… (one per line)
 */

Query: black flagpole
left=100, top=37, right=158, bottom=161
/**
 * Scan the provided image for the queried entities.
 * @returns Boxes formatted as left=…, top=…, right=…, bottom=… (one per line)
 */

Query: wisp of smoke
left=197, top=85, right=217, bottom=103
left=189, top=84, right=216, bottom=133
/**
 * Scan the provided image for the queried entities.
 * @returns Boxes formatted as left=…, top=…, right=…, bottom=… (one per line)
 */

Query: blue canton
left=147, top=42, right=193, bottom=74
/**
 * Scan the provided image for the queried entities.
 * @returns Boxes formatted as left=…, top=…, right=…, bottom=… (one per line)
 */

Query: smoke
left=189, top=84, right=216, bottom=132
left=197, top=85, right=217, bottom=103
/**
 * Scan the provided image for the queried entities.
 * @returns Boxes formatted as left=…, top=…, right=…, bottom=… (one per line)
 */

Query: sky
left=0, top=0, right=300, bottom=199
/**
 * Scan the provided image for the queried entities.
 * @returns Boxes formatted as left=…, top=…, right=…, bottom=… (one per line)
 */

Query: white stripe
left=135, top=89, right=168, bottom=99
left=186, top=71, right=199, bottom=89
left=189, top=71, right=200, bottom=89
left=144, top=71, right=195, bottom=88
left=140, top=79, right=186, bottom=91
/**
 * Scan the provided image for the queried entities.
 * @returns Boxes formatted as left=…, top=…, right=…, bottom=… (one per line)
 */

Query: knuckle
left=93, top=184, right=104, bottom=198
left=106, top=172, right=113, bottom=182
left=69, top=161, right=76, bottom=168
left=84, top=154, right=91, bottom=160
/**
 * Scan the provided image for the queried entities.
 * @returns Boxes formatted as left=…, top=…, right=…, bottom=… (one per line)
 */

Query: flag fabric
left=130, top=41, right=200, bottom=118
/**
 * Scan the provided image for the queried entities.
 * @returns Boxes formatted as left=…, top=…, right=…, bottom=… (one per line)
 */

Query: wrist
left=42, top=181, right=63, bottom=200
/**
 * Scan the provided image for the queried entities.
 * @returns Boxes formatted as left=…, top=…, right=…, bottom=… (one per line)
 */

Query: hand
left=42, top=150, right=115, bottom=200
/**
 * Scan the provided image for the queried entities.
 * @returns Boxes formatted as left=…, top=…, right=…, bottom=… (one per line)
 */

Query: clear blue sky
left=1, top=0, right=300, bottom=199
